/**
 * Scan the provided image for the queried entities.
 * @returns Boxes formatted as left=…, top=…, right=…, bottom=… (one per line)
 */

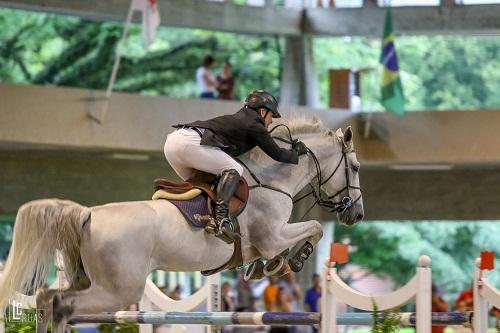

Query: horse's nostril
left=356, top=213, right=364, bottom=221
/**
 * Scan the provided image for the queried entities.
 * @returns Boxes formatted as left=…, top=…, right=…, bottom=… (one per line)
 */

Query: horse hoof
left=244, top=260, right=265, bottom=281
left=288, top=258, right=304, bottom=272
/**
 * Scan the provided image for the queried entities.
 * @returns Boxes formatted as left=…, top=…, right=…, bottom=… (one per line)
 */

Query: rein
left=239, top=124, right=362, bottom=216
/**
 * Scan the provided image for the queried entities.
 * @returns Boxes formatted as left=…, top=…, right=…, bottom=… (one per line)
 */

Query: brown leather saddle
left=153, top=171, right=248, bottom=275
left=153, top=171, right=249, bottom=217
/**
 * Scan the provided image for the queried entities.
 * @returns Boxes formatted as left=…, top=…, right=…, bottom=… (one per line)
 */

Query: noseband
left=238, top=124, right=362, bottom=217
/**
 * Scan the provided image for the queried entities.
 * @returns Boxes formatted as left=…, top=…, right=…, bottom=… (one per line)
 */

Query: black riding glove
left=292, top=140, right=308, bottom=156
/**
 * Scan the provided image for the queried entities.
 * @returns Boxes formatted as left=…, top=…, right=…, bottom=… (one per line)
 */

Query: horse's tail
left=0, top=199, right=90, bottom=309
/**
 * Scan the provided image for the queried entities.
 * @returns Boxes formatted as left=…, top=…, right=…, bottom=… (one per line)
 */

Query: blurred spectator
left=304, top=273, right=321, bottom=333
left=196, top=55, right=218, bottom=99
left=279, top=272, right=303, bottom=311
left=455, top=286, right=473, bottom=311
left=222, top=281, right=236, bottom=311
left=270, top=287, right=292, bottom=333
left=236, top=272, right=254, bottom=311
left=264, top=276, right=280, bottom=311
left=453, top=285, right=474, bottom=333
left=431, top=284, right=448, bottom=333
left=217, top=60, right=235, bottom=100
left=490, top=307, right=500, bottom=331
left=169, top=285, right=182, bottom=300
left=304, top=273, right=321, bottom=313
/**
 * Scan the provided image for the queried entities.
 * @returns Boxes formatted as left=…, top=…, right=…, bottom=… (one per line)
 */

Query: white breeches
left=164, top=128, right=244, bottom=180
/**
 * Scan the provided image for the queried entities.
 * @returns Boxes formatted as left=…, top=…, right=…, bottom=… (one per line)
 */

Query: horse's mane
left=243, top=116, right=337, bottom=165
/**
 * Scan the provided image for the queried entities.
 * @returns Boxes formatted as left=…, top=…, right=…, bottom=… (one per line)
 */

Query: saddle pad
left=165, top=194, right=211, bottom=228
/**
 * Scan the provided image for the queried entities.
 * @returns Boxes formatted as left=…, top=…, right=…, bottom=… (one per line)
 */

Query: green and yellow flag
left=380, top=7, right=405, bottom=116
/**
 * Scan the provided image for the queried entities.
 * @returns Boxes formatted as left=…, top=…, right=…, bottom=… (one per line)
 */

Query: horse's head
left=319, top=126, right=364, bottom=226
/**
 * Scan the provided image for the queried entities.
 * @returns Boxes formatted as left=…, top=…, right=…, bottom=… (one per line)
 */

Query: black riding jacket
left=178, top=107, right=298, bottom=164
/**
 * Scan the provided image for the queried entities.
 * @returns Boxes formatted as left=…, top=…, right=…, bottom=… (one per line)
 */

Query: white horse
left=0, top=117, right=363, bottom=333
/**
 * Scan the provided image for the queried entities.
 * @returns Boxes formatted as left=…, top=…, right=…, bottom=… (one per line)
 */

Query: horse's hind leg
left=36, top=288, right=59, bottom=333
left=51, top=284, right=144, bottom=333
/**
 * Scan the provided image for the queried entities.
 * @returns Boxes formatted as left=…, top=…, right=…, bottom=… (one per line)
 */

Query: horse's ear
left=344, top=126, right=353, bottom=143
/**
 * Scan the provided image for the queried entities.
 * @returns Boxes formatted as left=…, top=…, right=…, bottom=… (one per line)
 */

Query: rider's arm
left=249, top=124, right=299, bottom=164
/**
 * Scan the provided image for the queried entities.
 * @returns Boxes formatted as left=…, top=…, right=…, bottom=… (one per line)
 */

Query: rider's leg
left=214, top=169, right=240, bottom=234
left=168, top=129, right=244, bottom=242
left=164, top=129, right=197, bottom=180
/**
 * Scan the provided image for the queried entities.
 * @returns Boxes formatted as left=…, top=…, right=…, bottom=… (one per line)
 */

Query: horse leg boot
left=288, top=241, right=314, bottom=272
left=214, top=169, right=241, bottom=244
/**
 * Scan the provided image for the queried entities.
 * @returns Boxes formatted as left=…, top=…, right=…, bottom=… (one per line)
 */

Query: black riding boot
left=214, top=169, right=241, bottom=244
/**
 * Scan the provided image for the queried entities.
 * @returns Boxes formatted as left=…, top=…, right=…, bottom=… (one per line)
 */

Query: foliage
left=2, top=308, right=77, bottom=333
left=314, top=35, right=500, bottom=110
left=98, top=323, right=139, bottom=333
left=335, top=221, right=500, bottom=303
left=371, top=302, right=401, bottom=333
left=1, top=8, right=499, bottom=110
left=0, top=8, right=282, bottom=100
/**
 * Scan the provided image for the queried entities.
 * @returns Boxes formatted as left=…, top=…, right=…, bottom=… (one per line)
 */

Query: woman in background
left=217, top=60, right=235, bottom=100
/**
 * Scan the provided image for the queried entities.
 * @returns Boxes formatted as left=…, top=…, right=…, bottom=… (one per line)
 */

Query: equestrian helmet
left=244, top=90, right=281, bottom=118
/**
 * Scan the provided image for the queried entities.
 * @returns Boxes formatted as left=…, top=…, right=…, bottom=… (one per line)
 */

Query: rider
left=164, top=90, right=308, bottom=243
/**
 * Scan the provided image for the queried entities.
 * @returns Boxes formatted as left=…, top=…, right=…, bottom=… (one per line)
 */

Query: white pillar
left=280, top=35, right=321, bottom=107
left=315, top=221, right=334, bottom=273
left=473, top=258, right=488, bottom=333
left=416, top=255, right=432, bottom=333
left=321, top=264, right=337, bottom=333
left=207, top=274, right=221, bottom=333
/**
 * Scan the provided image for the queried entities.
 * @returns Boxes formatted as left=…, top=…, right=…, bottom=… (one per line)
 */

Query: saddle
left=153, top=171, right=248, bottom=276
left=153, top=171, right=249, bottom=218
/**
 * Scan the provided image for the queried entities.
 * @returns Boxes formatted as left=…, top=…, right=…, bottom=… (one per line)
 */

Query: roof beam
left=0, top=0, right=303, bottom=36
left=1, top=0, right=500, bottom=36
left=307, top=0, right=500, bottom=36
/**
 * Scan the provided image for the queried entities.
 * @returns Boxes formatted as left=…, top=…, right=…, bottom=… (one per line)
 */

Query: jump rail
left=69, top=311, right=473, bottom=326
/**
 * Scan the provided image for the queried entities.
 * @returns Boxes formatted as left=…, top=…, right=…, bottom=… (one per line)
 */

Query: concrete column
left=280, top=34, right=321, bottom=107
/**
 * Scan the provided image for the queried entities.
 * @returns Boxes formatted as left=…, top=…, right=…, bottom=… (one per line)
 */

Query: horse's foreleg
left=255, top=219, right=323, bottom=259
left=285, top=220, right=323, bottom=272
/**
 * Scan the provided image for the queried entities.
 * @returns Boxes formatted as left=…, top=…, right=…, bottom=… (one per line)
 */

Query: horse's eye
left=352, top=164, right=360, bottom=172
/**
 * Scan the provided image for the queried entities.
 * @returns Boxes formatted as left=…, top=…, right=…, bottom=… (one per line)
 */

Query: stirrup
left=214, top=219, right=240, bottom=244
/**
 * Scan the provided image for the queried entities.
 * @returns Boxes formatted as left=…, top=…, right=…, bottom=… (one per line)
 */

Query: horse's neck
left=242, top=134, right=342, bottom=197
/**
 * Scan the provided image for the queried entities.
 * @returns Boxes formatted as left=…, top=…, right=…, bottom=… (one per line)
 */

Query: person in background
left=304, top=273, right=321, bottom=313
left=263, top=276, right=280, bottom=311
left=455, top=286, right=473, bottom=311
left=236, top=272, right=254, bottom=311
left=431, top=283, right=449, bottom=333
left=304, top=273, right=321, bottom=333
left=221, top=281, right=236, bottom=312
left=270, top=287, right=292, bottom=333
left=217, top=60, right=235, bottom=100
left=279, top=272, right=303, bottom=312
left=196, top=55, right=218, bottom=99
left=168, top=285, right=182, bottom=300
left=453, top=285, right=474, bottom=333
left=490, top=306, right=500, bottom=331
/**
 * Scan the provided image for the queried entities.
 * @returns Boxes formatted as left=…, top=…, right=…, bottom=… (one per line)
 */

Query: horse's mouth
left=338, top=210, right=363, bottom=226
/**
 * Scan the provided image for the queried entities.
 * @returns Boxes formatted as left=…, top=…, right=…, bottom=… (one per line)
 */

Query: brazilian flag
left=380, top=7, right=405, bottom=116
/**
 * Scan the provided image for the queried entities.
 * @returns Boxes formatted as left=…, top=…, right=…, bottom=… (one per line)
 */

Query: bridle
left=237, top=124, right=362, bottom=217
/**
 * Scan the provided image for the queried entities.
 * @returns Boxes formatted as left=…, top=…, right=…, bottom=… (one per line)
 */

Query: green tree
left=335, top=221, right=500, bottom=302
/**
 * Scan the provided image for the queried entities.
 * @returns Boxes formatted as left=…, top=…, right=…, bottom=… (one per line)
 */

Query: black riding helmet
left=244, top=90, right=281, bottom=118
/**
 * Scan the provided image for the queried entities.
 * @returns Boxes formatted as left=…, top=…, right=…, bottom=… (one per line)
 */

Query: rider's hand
left=292, top=140, right=308, bottom=156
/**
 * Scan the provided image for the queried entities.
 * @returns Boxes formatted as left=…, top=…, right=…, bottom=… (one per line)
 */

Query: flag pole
left=87, top=0, right=136, bottom=124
